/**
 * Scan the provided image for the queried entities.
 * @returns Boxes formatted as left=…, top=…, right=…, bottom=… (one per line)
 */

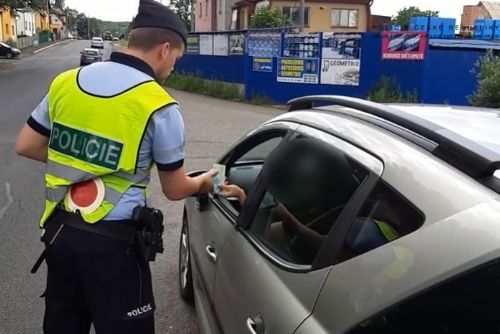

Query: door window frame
left=237, top=125, right=384, bottom=272
left=209, top=121, right=299, bottom=224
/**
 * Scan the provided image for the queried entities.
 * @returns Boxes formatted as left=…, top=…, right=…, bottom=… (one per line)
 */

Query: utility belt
left=31, top=206, right=164, bottom=274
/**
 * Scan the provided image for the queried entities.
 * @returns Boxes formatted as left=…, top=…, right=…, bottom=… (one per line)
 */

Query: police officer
left=15, top=1, right=216, bottom=333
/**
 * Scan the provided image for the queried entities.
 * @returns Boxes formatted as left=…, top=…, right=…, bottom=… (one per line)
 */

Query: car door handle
left=246, top=314, right=265, bottom=334
left=205, top=245, right=217, bottom=263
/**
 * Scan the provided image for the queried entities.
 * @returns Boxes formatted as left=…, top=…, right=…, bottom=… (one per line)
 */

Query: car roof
left=285, top=96, right=500, bottom=192
left=83, top=48, right=99, bottom=51
left=92, top=37, right=103, bottom=40
left=389, top=103, right=500, bottom=158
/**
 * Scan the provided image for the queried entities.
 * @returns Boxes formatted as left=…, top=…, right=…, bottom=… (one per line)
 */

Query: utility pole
left=47, top=0, right=51, bottom=25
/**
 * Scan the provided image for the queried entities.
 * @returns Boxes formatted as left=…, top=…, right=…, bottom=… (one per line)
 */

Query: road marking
left=0, top=183, right=14, bottom=219
left=33, top=40, right=72, bottom=54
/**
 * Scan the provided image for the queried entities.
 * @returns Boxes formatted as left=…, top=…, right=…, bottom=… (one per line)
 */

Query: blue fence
left=175, top=31, right=488, bottom=105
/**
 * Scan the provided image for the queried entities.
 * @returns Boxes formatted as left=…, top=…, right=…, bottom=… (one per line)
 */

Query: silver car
left=90, top=37, right=104, bottom=49
left=178, top=96, right=500, bottom=334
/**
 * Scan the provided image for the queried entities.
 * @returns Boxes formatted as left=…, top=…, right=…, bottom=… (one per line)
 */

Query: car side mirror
left=187, top=170, right=210, bottom=210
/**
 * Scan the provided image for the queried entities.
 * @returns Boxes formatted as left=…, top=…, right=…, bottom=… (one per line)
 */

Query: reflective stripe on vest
left=374, top=220, right=399, bottom=241
left=46, top=160, right=151, bottom=184
left=40, top=67, right=176, bottom=227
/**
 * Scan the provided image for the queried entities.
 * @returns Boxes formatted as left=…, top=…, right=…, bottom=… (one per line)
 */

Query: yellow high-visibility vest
left=40, top=68, right=176, bottom=227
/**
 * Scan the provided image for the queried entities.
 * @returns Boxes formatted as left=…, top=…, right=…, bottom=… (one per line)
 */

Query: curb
left=33, top=40, right=72, bottom=54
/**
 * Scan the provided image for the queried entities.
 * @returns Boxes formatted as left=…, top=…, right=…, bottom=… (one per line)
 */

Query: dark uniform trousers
left=42, top=212, right=156, bottom=334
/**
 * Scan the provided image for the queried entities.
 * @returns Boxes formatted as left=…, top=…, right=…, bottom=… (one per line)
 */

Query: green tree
left=76, top=13, right=89, bottom=38
left=0, top=0, right=45, bottom=9
left=50, top=0, right=64, bottom=10
left=65, top=7, right=78, bottom=29
left=469, top=50, right=500, bottom=108
left=392, top=6, right=439, bottom=29
left=250, top=7, right=291, bottom=28
left=169, top=0, right=191, bottom=31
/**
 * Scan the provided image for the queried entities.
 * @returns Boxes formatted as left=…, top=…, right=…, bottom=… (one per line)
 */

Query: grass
left=165, top=72, right=244, bottom=101
left=367, top=76, right=419, bottom=103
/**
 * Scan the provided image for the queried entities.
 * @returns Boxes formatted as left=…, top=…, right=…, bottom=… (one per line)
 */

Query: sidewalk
left=21, top=39, right=71, bottom=54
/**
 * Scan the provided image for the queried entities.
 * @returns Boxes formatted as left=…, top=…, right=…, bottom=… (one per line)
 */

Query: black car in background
left=0, top=42, right=21, bottom=59
left=80, top=48, right=102, bottom=66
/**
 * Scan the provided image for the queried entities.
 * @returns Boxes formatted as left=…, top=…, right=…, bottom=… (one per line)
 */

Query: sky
left=65, top=0, right=475, bottom=22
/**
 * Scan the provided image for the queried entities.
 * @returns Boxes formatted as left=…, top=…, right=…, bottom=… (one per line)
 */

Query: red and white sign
left=381, top=31, right=427, bottom=61
left=67, top=178, right=105, bottom=214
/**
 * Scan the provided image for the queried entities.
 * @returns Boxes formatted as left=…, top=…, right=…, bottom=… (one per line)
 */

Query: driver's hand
left=218, top=183, right=247, bottom=204
left=218, top=184, right=243, bottom=198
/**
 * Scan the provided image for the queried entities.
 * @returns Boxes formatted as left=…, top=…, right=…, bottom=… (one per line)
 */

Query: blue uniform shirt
left=28, top=52, right=185, bottom=220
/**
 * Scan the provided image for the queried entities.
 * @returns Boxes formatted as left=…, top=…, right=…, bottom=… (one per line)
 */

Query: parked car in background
left=0, top=42, right=21, bottom=59
left=90, top=37, right=104, bottom=49
left=80, top=48, right=102, bottom=66
left=179, top=95, right=500, bottom=334
left=112, top=37, right=119, bottom=41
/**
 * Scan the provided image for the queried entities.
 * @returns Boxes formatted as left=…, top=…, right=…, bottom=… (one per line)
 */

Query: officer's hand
left=198, top=169, right=218, bottom=194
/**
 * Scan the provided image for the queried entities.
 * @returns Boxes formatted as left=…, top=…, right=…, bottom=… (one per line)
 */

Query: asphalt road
left=0, top=40, right=283, bottom=333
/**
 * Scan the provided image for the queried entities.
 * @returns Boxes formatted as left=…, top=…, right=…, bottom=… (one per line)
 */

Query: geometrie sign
left=49, top=122, right=123, bottom=170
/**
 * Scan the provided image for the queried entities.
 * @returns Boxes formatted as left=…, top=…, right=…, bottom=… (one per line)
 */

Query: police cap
left=132, top=0, right=188, bottom=47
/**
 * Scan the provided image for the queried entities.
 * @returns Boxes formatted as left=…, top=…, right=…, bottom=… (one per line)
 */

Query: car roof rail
left=287, top=95, right=500, bottom=188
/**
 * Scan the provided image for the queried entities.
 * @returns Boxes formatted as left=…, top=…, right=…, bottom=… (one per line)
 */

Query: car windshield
left=396, top=105, right=500, bottom=179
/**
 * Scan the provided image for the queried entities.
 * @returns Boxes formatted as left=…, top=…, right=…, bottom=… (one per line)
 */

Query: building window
left=199, top=2, right=202, bottom=17
left=282, top=7, right=309, bottom=26
left=5, top=24, right=9, bottom=34
left=12, top=25, right=14, bottom=36
left=331, top=9, right=358, bottom=28
left=205, top=0, right=208, bottom=16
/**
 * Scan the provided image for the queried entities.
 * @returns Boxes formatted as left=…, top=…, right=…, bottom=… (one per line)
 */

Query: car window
left=84, top=50, right=99, bottom=55
left=0, top=42, right=9, bottom=48
left=248, top=137, right=369, bottom=265
left=238, top=137, right=282, bottom=162
left=221, top=134, right=286, bottom=213
left=336, top=182, right=424, bottom=263
left=349, top=259, right=500, bottom=334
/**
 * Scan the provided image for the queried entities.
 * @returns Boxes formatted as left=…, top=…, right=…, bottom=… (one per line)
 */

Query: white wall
left=15, top=10, right=36, bottom=36
left=216, top=0, right=238, bottom=31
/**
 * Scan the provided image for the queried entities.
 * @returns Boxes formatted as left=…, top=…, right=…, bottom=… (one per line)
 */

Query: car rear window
left=84, top=50, right=99, bottom=55
left=92, top=38, right=103, bottom=42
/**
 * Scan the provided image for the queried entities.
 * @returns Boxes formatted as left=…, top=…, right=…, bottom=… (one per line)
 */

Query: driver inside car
left=218, top=138, right=402, bottom=263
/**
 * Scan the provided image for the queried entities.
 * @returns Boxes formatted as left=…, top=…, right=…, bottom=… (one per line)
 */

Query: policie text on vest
left=49, top=123, right=124, bottom=170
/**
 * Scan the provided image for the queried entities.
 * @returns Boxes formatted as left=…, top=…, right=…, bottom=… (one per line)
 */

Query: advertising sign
left=382, top=31, right=427, bottom=60
left=247, top=32, right=281, bottom=57
left=253, top=57, right=273, bottom=72
left=321, top=33, right=361, bottom=86
left=277, top=58, right=319, bottom=84
left=229, top=33, right=245, bottom=55
left=199, top=34, right=213, bottom=55
left=186, top=35, right=200, bottom=54
left=282, top=32, right=320, bottom=58
left=213, top=34, right=229, bottom=56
